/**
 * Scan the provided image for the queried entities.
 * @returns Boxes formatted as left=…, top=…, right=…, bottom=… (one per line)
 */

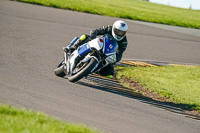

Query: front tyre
left=68, top=57, right=98, bottom=82
left=54, top=61, right=66, bottom=77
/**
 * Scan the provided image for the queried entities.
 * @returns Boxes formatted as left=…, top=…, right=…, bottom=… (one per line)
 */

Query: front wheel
left=54, top=61, right=66, bottom=77
left=68, top=57, right=98, bottom=82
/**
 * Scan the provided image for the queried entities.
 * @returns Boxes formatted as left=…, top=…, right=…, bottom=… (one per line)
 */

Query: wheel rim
left=71, top=61, right=89, bottom=76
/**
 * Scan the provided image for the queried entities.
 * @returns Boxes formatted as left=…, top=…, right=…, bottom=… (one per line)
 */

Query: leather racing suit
left=70, top=25, right=128, bottom=76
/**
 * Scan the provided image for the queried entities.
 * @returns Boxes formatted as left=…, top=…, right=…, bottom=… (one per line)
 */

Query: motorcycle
left=54, top=34, right=118, bottom=82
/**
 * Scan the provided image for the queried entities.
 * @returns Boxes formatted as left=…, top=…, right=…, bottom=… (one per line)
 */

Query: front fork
left=64, top=51, right=68, bottom=64
left=63, top=49, right=70, bottom=75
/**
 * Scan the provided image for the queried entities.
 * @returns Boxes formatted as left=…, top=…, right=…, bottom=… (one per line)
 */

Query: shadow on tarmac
left=76, top=74, right=200, bottom=121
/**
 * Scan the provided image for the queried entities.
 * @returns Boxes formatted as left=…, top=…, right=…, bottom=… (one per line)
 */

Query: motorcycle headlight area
left=88, top=38, right=103, bottom=51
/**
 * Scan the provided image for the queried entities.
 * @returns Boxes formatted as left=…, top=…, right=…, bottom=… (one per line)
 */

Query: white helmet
left=112, top=20, right=128, bottom=41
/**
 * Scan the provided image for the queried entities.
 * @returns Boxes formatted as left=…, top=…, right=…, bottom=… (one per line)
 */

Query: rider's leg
left=98, top=64, right=114, bottom=76
left=65, top=34, right=90, bottom=53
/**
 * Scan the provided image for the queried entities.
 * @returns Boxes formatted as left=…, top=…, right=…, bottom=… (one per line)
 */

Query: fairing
left=78, top=43, right=91, bottom=57
left=103, top=34, right=118, bottom=56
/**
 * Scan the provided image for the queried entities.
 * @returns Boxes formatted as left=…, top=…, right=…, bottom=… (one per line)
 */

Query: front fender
left=82, top=54, right=99, bottom=72
left=82, top=54, right=99, bottom=63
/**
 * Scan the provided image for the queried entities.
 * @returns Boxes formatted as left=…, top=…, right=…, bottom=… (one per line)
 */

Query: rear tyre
left=68, top=57, right=98, bottom=82
left=54, top=61, right=66, bottom=77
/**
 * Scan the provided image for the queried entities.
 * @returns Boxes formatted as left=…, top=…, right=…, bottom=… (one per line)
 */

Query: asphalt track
left=0, top=0, right=200, bottom=133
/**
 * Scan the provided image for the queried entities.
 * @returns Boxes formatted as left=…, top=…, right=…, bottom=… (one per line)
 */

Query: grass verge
left=115, top=65, right=200, bottom=113
left=14, top=0, right=200, bottom=29
left=0, top=104, right=99, bottom=133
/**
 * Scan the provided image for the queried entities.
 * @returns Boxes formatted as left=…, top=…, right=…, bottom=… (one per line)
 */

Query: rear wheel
left=68, top=57, right=98, bottom=82
left=54, top=61, right=66, bottom=77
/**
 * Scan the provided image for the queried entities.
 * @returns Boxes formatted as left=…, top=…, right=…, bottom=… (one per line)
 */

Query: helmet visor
left=114, top=28, right=126, bottom=37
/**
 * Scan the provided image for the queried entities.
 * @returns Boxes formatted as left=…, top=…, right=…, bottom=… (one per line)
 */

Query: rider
left=65, top=20, right=128, bottom=76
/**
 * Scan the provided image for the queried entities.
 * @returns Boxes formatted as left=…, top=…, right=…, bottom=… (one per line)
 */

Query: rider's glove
left=90, top=34, right=96, bottom=39
left=90, top=30, right=97, bottom=39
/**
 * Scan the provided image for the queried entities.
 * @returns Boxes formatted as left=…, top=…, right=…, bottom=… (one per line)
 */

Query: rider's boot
left=64, top=34, right=88, bottom=54
left=73, top=34, right=89, bottom=48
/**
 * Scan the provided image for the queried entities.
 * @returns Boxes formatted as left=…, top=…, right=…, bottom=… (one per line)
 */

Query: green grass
left=115, top=66, right=200, bottom=112
left=14, top=0, right=200, bottom=29
left=0, top=104, right=99, bottom=133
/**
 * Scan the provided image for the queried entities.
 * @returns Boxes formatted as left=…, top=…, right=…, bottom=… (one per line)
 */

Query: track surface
left=1, top=0, right=200, bottom=133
